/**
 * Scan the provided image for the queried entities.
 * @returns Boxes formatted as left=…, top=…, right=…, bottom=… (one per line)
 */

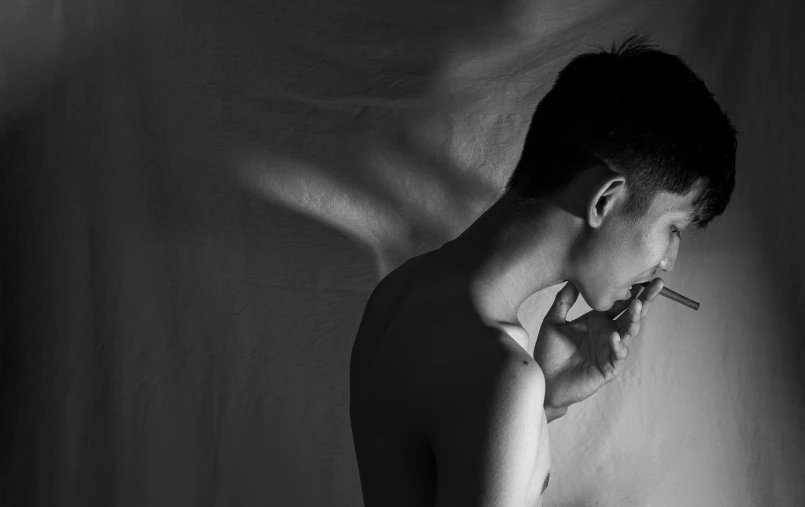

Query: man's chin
left=599, top=289, right=630, bottom=312
left=591, top=298, right=616, bottom=313
left=582, top=287, right=628, bottom=312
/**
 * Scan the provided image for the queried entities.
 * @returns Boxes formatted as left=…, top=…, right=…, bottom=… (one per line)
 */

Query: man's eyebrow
left=541, top=472, right=550, bottom=494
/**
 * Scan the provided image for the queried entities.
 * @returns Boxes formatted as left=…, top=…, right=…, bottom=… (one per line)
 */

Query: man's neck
left=434, top=192, right=578, bottom=325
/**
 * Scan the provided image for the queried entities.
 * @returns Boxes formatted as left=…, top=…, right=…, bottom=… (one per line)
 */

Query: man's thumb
left=546, top=282, right=578, bottom=324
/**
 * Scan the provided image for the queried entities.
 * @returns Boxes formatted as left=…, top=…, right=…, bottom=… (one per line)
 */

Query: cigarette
left=659, top=286, right=699, bottom=310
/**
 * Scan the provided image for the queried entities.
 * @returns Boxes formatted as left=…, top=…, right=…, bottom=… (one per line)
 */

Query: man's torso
left=349, top=251, right=551, bottom=506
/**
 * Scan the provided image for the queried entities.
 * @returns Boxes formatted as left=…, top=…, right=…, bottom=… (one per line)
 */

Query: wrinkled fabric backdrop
left=1, top=0, right=803, bottom=506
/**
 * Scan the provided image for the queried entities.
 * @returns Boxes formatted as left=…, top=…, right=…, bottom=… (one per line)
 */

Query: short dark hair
left=505, top=35, right=737, bottom=231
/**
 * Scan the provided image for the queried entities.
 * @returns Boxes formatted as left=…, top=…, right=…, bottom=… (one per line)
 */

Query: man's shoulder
left=427, top=320, right=541, bottom=377
left=422, top=328, right=546, bottom=423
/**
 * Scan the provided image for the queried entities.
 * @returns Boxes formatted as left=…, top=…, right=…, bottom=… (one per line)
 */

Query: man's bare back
left=350, top=251, right=551, bottom=507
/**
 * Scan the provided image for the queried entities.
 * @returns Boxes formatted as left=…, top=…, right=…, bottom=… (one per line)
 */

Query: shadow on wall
left=138, top=0, right=652, bottom=278
left=145, top=0, right=538, bottom=277
left=0, top=1, right=534, bottom=505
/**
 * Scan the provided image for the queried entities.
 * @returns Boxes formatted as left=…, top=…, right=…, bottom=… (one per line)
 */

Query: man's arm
left=426, top=340, right=548, bottom=507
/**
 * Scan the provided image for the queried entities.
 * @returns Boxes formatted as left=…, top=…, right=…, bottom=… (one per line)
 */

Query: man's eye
left=671, top=227, right=681, bottom=239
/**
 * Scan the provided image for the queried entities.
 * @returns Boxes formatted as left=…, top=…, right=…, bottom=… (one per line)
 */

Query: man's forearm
left=544, top=404, right=568, bottom=423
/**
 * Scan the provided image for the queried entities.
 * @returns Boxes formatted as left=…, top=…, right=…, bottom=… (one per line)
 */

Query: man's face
left=576, top=180, right=705, bottom=312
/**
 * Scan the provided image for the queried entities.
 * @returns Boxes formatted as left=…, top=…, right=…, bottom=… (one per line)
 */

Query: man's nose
left=659, top=241, right=679, bottom=272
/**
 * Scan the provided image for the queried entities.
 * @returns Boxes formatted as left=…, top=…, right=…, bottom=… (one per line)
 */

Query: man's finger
left=641, top=278, right=665, bottom=301
left=605, top=298, right=631, bottom=320
left=545, top=282, right=579, bottom=324
left=639, top=278, right=665, bottom=317
left=616, top=298, right=642, bottom=344
left=604, top=331, right=628, bottom=381
left=607, top=277, right=665, bottom=319
left=609, top=346, right=628, bottom=380
left=605, top=284, right=644, bottom=319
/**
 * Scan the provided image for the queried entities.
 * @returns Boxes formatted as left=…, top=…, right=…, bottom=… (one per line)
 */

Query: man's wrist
left=544, top=403, right=568, bottom=423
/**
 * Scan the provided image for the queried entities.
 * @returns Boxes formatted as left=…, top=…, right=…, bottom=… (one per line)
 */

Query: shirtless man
left=350, top=36, right=736, bottom=507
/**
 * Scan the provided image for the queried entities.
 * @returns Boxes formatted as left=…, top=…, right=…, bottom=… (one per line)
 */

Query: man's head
left=505, top=35, right=737, bottom=311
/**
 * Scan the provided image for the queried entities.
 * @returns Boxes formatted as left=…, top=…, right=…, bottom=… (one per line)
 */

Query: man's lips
left=633, top=273, right=657, bottom=285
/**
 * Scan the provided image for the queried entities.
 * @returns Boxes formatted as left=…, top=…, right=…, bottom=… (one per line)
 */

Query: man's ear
left=587, top=176, right=627, bottom=228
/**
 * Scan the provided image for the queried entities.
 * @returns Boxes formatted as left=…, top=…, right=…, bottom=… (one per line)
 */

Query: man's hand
left=533, top=278, right=665, bottom=411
